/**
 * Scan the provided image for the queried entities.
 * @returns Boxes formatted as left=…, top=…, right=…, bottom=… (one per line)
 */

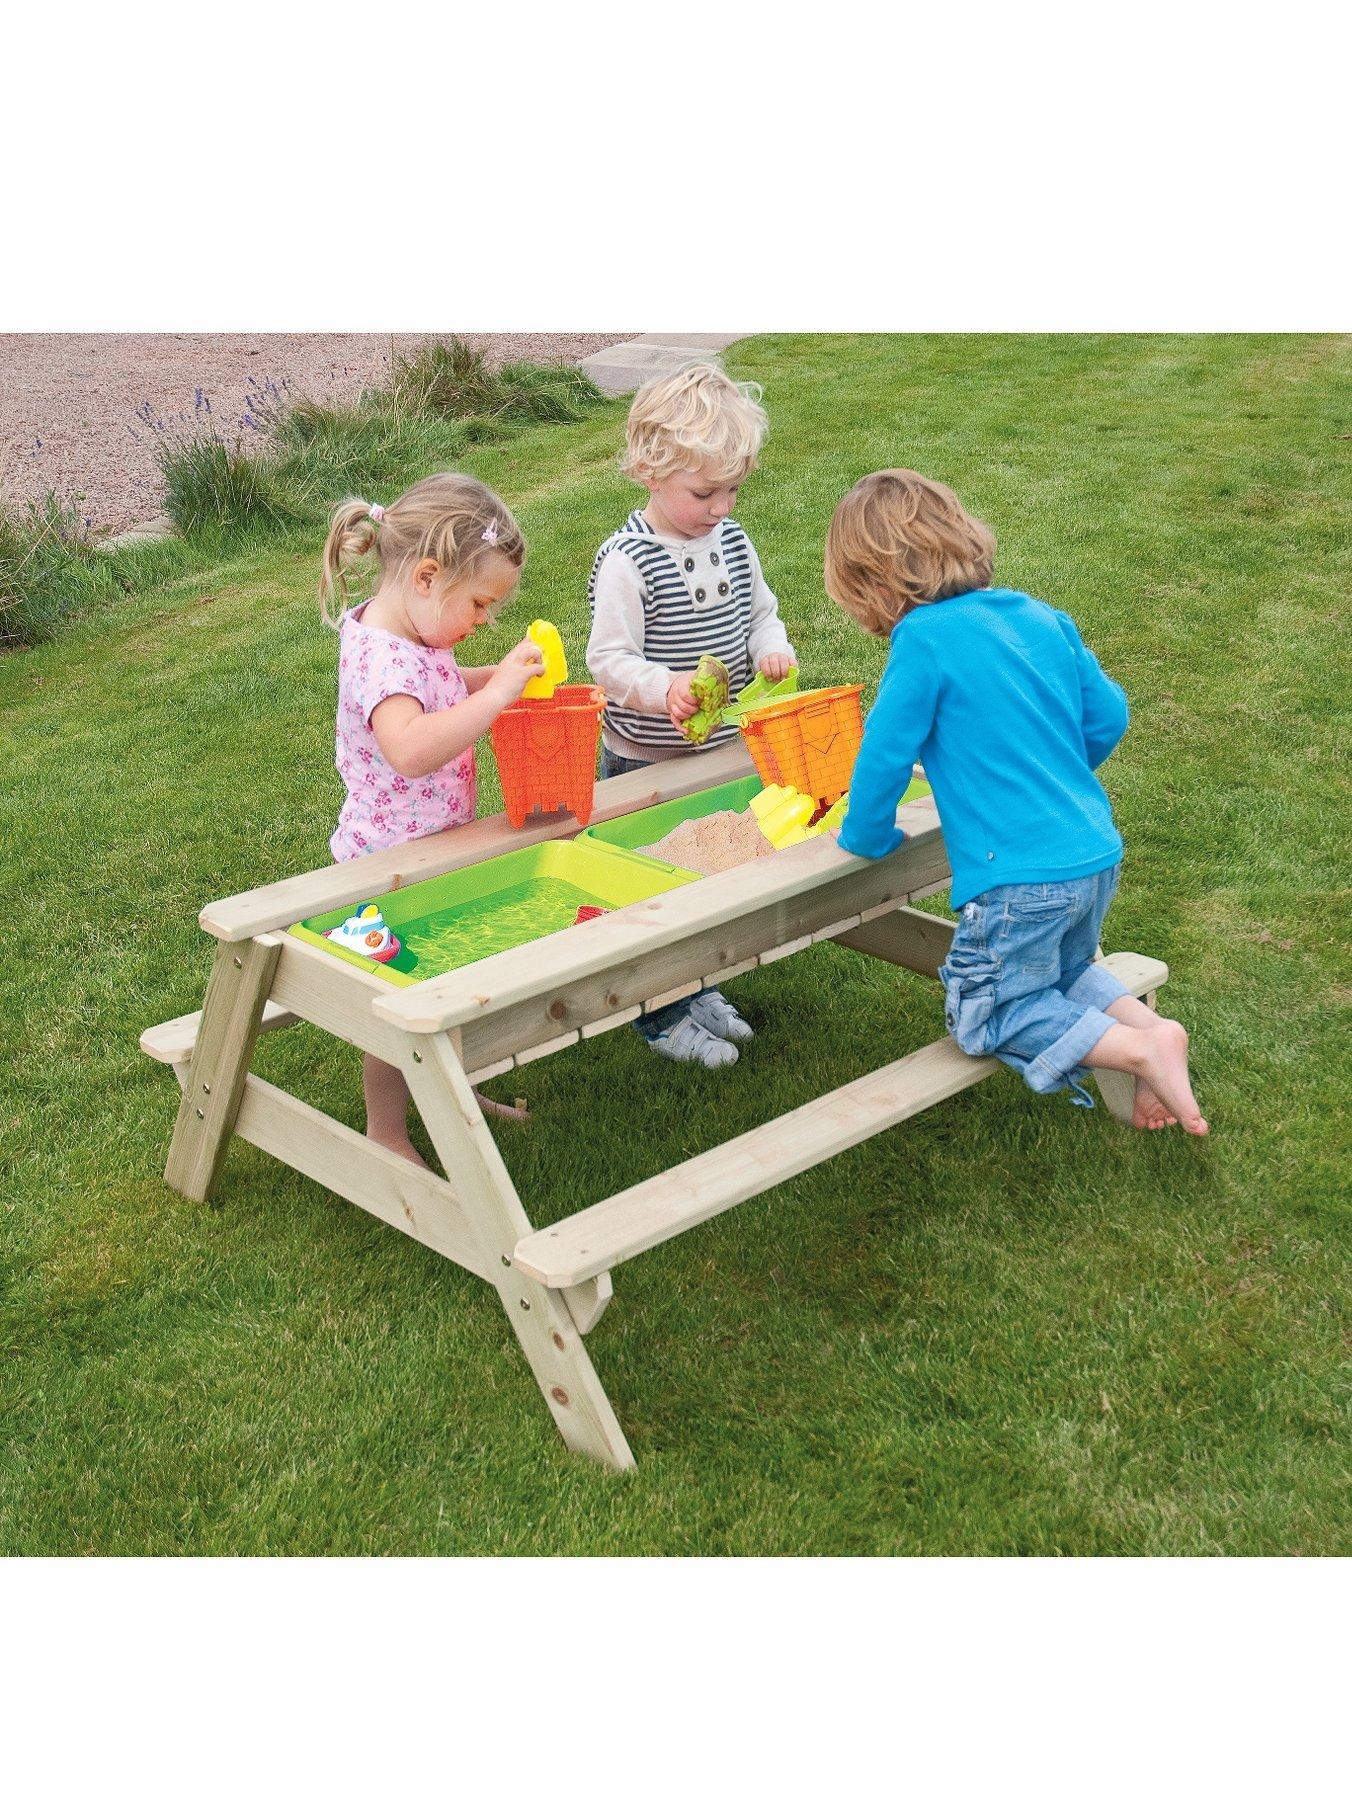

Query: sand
left=638, top=809, right=775, bottom=876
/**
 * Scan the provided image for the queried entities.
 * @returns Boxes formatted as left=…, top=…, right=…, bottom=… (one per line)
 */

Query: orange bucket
left=739, top=684, right=864, bottom=806
left=491, top=684, right=605, bottom=828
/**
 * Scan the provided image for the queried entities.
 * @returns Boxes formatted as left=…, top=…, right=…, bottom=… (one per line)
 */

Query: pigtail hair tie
left=369, top=504, right=385, bottom=524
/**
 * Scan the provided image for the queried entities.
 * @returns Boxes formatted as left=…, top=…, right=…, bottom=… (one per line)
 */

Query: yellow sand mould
left=749, top=784, right=817, bottom=848
left=522, top=619, right=569, bottom=700
left=749, top=785, right=849, bottom=849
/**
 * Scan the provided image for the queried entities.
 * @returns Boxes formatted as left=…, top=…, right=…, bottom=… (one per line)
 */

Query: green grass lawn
left=2, top=334, right=1348, bottom=1554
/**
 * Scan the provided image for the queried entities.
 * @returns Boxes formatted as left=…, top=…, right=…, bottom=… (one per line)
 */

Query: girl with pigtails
left=319, top=472, right=544, bottom=1154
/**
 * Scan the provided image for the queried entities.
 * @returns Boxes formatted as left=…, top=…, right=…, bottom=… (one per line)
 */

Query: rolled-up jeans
left=938, top=864, right=1128, bottom=1106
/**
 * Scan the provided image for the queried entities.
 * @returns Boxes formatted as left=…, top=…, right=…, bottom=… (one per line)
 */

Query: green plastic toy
left=681, top=655, right=732, bottom=744
left=679, top=663, right=800, bottom=743
left=720, top=668, right=800, bottom=724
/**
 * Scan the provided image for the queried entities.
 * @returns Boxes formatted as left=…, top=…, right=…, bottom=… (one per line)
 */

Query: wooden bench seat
left=140, top=995, right=527, bottom=1089
left=141, top=1000, right=298, bottom=1067
left=513, top=950, right=1168, bottom=1289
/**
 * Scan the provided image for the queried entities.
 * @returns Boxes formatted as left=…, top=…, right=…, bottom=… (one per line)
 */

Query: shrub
left=272, top=400, right=482, bottom=503
left=384, top=338, right=603, bottom=426
left=158, top=432, right=304, bottom=538
left=0, top=496, right=120, bottom=649
left=121, top=388, right=303, bottom=539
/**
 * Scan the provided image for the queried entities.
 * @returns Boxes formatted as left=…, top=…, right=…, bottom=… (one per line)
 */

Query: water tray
left=290, top=839, right=698, bottom=987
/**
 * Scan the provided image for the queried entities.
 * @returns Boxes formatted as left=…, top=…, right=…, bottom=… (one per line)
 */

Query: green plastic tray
left=575, top=775, right=765, bottom=871
left=290, top=838, right=698, bottom=987
left=579, top=772, right=932, bottom=874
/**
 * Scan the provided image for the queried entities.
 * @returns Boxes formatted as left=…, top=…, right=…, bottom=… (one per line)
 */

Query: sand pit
left=638, top=809, right=775, bottom=876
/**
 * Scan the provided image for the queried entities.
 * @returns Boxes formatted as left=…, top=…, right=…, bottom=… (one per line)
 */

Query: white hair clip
left=369, top=503, right=385, bottom=523
left=481, top=521, right=499, bottom=545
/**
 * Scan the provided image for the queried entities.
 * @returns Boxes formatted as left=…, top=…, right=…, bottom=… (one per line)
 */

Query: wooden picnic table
left=142, top=739, right=1166, bottom=1470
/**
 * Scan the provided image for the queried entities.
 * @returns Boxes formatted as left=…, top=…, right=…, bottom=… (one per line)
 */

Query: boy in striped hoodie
left=586, top=362, right=797, bottom=1068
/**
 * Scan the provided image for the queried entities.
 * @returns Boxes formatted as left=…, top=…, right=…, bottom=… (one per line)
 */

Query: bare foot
left=1132, top=1077, right=1177, bottom=1129
left=1134, top=1020, right=1208, bottom=1135
left=368, top=1130, right=429, bottom=1168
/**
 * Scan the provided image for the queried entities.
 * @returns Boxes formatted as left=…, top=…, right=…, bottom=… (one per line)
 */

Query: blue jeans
left=599, top=741, right=717, bottom=1040
left=599, top=744, right=660, bottom=781
left=938, top=864, right=1128, bottom=1105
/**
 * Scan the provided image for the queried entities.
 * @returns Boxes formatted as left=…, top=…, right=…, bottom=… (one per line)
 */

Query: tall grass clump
left=0, top=495, right=121, bottom=649
left=142, top=390, right=305, bottom=539
left=270, top=400, right=483, bottom=502
left=159, top=435, right=306, bottom=538
left=385, top=339, right=604, bottom=425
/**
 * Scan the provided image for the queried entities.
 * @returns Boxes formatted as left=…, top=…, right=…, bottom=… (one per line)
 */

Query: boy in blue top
left=825, top=469, right=1207, bottom=1135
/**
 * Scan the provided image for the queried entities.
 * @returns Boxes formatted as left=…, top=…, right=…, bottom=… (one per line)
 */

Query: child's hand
left=666, top=672, right=699, bottom=728
left=757, top=653, right=796, bottom=682
left=490, top=637, right=547, bottom=702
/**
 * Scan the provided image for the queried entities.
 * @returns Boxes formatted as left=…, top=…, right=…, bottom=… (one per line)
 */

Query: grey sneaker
left=646, top=1015, right=739, bottom=1068
left=689, top=989, right=754, bottom=1043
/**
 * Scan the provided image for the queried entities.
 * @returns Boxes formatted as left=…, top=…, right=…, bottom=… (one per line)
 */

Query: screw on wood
left=501, top=1254, right=511, bottom=1267
left=195, top=1108, right=204, bottom=1120
left=202, top=1082, right=211, bottom=1094
left=234, top=956, right=242, bottom=968
left=519, top=1297, right=531, bottom=1311
left=412, top=1051, right=422, bottom=1063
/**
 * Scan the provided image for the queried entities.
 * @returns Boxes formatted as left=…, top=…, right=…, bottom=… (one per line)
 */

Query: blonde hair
left=824, top=470, right=997, bottom=636
left=319, top=471, right=525, bottom=627
left=621, top=361, right=769, bottom=485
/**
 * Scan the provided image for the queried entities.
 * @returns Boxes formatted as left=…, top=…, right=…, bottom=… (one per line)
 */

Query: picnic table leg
left=164, top=935, right=282, bottom=1203
left=402, top=1030, right=636, bottom=1472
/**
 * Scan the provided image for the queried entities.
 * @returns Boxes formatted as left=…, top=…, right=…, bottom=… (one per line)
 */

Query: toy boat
left=324, top=903, right=402, bottom=963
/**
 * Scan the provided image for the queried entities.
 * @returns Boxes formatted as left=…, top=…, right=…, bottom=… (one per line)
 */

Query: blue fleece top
left=838, top=588, right=1128, bottom=909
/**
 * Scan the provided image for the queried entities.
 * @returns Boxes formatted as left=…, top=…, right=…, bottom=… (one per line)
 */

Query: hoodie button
left=694, top=587, right=707, bottom=602
left=987, top=851, right=995, bottom=860
left=717, top=580, right=729, bottom=596
left=710, top=551, right=720, bottom=565
left=683, top=557, right=695, bottom=572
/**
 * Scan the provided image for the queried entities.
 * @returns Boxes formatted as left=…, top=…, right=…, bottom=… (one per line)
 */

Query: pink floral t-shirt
left=330, top=602, right=478, bottom=862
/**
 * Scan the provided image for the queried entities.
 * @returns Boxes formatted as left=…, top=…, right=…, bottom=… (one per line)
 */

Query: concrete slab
left=98, top=514, right=175, bottom=552
left=581, top=333, right=750, bottom=396
left=629, top=333, right=748, bottom=350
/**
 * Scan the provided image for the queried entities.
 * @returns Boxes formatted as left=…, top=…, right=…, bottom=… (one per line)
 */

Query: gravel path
left=0, top=332, right=632, bottom=536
